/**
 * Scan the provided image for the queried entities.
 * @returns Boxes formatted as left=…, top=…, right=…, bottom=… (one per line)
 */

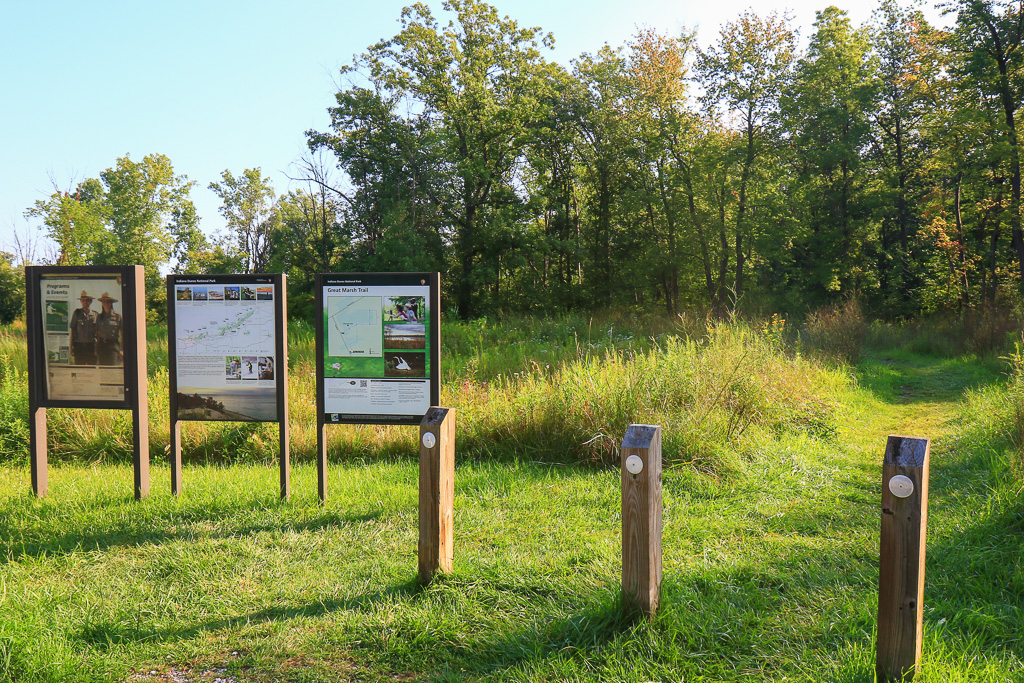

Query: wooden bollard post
left=621, top=424, right=662, bottom=618
left=418, top=407, right=455, bottom=584
left=877, top=435, right=930, bottom=682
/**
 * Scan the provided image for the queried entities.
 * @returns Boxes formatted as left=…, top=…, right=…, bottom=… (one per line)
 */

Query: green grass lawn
left=1, top=324, right=1022, bottom=681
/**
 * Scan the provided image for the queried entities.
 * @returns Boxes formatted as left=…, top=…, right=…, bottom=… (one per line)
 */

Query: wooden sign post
left=26, top=265, right=148, bottom=500
left=28, top=402, right=47, bottom=496
left=621, top=424, right=662, bottom=618
left=129, top=278, right=150, bottom=500
left=877, top=435, right=930, bottom=682
left=418, top=407, right=455, bottom=584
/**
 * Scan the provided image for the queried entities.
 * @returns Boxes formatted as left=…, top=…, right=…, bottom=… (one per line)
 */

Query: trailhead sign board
left=166, top=273, right=290, bottom=498
left=167, top=274, right=286, bottom=423
left=25, top=265, right=149, bottom=499
left=316, top=272, right=440, bottom=425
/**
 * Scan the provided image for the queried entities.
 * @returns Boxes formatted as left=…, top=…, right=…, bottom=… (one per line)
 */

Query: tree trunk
left=735, top=115, right=755, bottom=302
left=953, top=171, right=969, bottom=307
left=985, top=16, right=1024, bottom=293
left=457, top=201, right=476, bottom=319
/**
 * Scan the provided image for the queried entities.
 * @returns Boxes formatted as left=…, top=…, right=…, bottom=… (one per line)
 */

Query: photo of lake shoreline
left=176, top=385, right=278, bottom=421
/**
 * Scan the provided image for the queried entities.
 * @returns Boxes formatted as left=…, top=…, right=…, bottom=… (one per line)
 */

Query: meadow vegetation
left=0, top=307, right=1022, bottom=681
left=0, top=312, right=851, bottom=473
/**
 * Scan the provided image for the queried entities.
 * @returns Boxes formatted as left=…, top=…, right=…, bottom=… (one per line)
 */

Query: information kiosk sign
left=166, top=273, right=290, bottom=498
left=316, top=272, right=440, bottom=425
left=25, top=265, right=149, bottom=498
left=315, top=272, right=440, bottom=501
left=168, top=274, right=285, bottom=422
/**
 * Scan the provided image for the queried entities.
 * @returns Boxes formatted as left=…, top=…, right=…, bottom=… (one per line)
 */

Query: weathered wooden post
left=621, top=424, right=662, bottom=618
left=877, top=435, right=930, bottom=682
left=128, top=276, right=149, bottom=500
left=28, top=406, right=47, bottom=497
left=418, top=407, right=455, bottom=584
left=26, top=301, right=48, bottom=496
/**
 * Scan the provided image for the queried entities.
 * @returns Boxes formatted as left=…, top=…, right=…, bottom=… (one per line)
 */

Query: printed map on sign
left=326, top=296, right=382, bottom=357
left=176, top=304, right=275, bottom=356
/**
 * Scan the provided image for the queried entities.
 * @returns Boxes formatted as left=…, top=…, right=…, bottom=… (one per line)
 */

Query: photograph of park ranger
left=95, top=291, right=122, bottom=365
left=69, top=291, right=98, bottom=365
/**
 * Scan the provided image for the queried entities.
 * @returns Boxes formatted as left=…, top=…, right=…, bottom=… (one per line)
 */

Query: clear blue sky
left=0, top=0, right=949, bottom=260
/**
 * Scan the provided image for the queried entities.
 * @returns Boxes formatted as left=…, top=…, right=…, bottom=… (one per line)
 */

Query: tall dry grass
left=0, top=315, right=848, bottom=476
left=869, top=307, right=1021, bottom=357
left=801, top=295, right=868, bottom=364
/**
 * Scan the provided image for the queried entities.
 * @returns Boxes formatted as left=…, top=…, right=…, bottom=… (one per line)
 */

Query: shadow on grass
left=91, top=592, right=641, bottom=682
left=0, top=503, right=383, bottom=566
left=448, top=595, right=639, bottom=679
left=75, top=577, right=426, bottom=650
left=0, top=460, right=613, bottom=568
left=855, top=352, right=1003, bottom=406
left=919, top=453, right=1024, bottom=656
left=69, top=568, right=641, bottom=678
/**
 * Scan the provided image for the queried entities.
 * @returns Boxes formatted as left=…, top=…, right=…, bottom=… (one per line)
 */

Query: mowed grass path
left=1, top=350, right=1021, bottom=682
left=851, top=350, right=1022, bottom=681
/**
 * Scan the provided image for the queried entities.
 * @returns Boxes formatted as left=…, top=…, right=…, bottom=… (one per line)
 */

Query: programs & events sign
left=25, top=265, right=149, bottom=498
left=35, top=271, right=128, bottom=403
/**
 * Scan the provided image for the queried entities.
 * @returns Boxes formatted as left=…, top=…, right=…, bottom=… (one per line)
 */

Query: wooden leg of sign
left=317, top=419, right=327, bottom=504
left=129, top=264, right=149, bottom=501
left=30, top=406, right=47, bottom=498
left=621, top=424, right=662, bottom=619
left=877, top=435, right=930, bottom=682
left=132, top=397, right=149, bottom=502
left=419, top=407, right=455, bottom=584
left=279, top=421, right=290, bottom=501
left=170, top=419, right=182, bottom=496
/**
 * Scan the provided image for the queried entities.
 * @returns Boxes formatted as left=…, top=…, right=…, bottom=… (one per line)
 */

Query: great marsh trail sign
left=316, top=272, right=439, bottom=425
left=315, top=272, right=441, bottom=502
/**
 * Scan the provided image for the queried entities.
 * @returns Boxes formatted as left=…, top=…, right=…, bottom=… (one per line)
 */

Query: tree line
left=14, top=0, right=1024, bottom=322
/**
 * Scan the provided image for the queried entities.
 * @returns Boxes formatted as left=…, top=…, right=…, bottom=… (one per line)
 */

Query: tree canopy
left=20, top=0, right=1024, bottom=321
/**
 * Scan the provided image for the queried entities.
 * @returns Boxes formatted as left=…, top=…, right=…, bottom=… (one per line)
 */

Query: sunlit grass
left=1, top=316, right=1022, bottom=681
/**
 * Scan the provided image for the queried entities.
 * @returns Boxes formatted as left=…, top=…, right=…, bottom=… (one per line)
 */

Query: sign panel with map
left=317, top=272, right=440, bottom=425
left=167, top=274, right=285, bottom=422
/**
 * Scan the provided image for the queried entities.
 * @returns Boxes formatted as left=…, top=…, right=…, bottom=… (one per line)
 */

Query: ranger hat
left=98, top=292, right=118, bottom=303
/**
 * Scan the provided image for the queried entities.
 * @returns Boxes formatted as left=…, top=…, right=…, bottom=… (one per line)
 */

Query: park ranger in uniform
left=69, top=290, right=98, bottom=365
left=95, top=291, right=123, bottom=366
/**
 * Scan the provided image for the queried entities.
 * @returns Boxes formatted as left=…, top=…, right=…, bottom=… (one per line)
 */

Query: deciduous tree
left=326, top=0, right=556, bottom=317
left=208, top=168, right=278, bottom=273
left=783, top=7, right=878, bottom=301
left=698, top=10, right=796, bottom=303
